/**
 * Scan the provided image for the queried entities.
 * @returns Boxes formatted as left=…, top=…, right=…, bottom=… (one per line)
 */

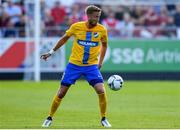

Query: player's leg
left=42, top=63, right=81, bottom=127
left=94, top=83, right=111, bottom=127
left=48, top=85, right=70, bottom=118
left=84, top=65, right=111, bottom=127
left=93, top=83, right=106, bottom=117
left=42, top=85, right=69, bottom=127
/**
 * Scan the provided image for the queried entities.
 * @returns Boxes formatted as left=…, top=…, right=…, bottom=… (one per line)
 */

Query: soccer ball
left=107, top=75, right=124, bottom=91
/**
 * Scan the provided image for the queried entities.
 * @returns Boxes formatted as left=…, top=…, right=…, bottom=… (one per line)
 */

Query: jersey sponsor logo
left=93, top=32, right=99, bottom=38
left=77, top=40, right=98, bottom=47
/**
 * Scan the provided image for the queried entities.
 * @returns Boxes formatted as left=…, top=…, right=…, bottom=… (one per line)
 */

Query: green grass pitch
left=0, top=80, right=180, bottom=129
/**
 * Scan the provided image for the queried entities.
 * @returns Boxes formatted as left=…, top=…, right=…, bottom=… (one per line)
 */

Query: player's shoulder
left=71, top=21, right=85, bottom=28
left=97, top=23, right=107, bottom=31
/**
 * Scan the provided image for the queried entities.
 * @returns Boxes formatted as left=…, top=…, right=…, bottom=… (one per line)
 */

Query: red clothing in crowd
left=51, top=6, right=66, bottom=25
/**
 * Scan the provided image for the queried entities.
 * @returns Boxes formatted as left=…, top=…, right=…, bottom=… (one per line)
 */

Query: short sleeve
left=66, top=24, right=75, bottom=37
left=101, top=28, right=108, bottom=42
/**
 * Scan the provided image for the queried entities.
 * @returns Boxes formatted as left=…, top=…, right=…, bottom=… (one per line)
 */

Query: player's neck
left=85, top=22, right=97, bottom=29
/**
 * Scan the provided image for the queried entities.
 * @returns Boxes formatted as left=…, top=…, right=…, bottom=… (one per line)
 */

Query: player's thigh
left=84, top=66, right=104, bottom=87
left=61, top=63, right=82, bottom=86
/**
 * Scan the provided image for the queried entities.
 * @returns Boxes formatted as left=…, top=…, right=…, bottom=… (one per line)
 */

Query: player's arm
left=99, top=27, right=108, bottom=69
left=98, top=41, right=107, bottom=69
left=40, top=34, right=70, bottom=60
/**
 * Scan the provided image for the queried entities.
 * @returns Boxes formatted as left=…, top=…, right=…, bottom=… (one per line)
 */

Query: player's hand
left=98, top=64, right=102, bottom=69
left=40, top=53, right=51, bottom=61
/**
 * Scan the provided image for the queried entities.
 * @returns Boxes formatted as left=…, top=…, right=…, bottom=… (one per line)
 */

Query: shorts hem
left=89, top=79, right=104, bottom=87
left=61, top=82, right=71, bottom=87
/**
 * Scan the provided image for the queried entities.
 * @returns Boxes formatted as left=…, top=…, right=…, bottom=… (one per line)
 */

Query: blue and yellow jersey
left=66, top=21, right=108, bottom=66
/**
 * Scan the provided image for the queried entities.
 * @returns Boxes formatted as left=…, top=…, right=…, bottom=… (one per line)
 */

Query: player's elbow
left=101, top=42, right=107, bottom=47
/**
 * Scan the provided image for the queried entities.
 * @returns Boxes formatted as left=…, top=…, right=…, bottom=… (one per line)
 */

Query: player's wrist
left=48, top=49, right=55, bottom=55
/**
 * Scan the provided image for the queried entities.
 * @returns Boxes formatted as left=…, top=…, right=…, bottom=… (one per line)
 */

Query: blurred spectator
left=40, top=0, right=47, bottom=21
left=1, top=0, right=24, bottom=37
left=1, top=0, right=180, bottom=39
left=0, top=5, right=3, bottom=37
left=119, top=12, right=135, bottom=38
left=130, top=5, right=145, bottom=26
left=174, top=5, right=180, bottom=39
left=129, top=5, right=152, bottom=38
left=79, top=3, right=88, bottom=21
left=158, top=5, right=169, bottom=27
left=141, top=6, right=159, bottom=38
left=163, top=16, right=176, bottom=38
left=43, top=9, right=56, bottom=36
left=0, top=5, right=9, bottom=28
left=174, top=5, right=180, bottom=27
left=44, top=9, right=54, bottom=27
left=167, top=4, right=176, bottom=16
left=143, top=5, right=159, bottom=26
left=50, top=1, right=66, bottom=25
left=115, top=5, right=124, bottom=21
left=68, top=4, right=81, bottom=24
left=154, top=5, right=176, bottom=38
left=14, top=15, right=26, bottom=37
left=102, top=11, right=121, bottom=37
left=4, top=0, right=23, bottom=26
left=100, top=5, right=111, bottom=22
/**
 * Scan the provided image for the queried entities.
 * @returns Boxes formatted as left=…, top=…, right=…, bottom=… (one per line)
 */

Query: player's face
left=88, top=12, right=101, bottom=26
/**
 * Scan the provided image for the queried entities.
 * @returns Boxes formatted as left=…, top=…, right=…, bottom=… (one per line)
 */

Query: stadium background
left=1, top=0, right=180, bottom=81
left=0, top=0, right=180, bottom=129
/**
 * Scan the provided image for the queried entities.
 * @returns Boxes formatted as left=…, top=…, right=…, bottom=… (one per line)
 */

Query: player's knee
left=57, top=85, right=70, bottom=99
left=94, top=83, right=105, bottom=94
left=57, top=90, right=67, bottom=99
left=97, top=90, right=105, bottom=94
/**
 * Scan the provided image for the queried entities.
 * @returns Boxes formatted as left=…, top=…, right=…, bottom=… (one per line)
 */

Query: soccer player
left=41, top=5, right=111, bottom=128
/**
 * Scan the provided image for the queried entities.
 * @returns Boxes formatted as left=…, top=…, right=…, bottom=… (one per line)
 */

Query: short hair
left=85, top=5, right=101, bottom=15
